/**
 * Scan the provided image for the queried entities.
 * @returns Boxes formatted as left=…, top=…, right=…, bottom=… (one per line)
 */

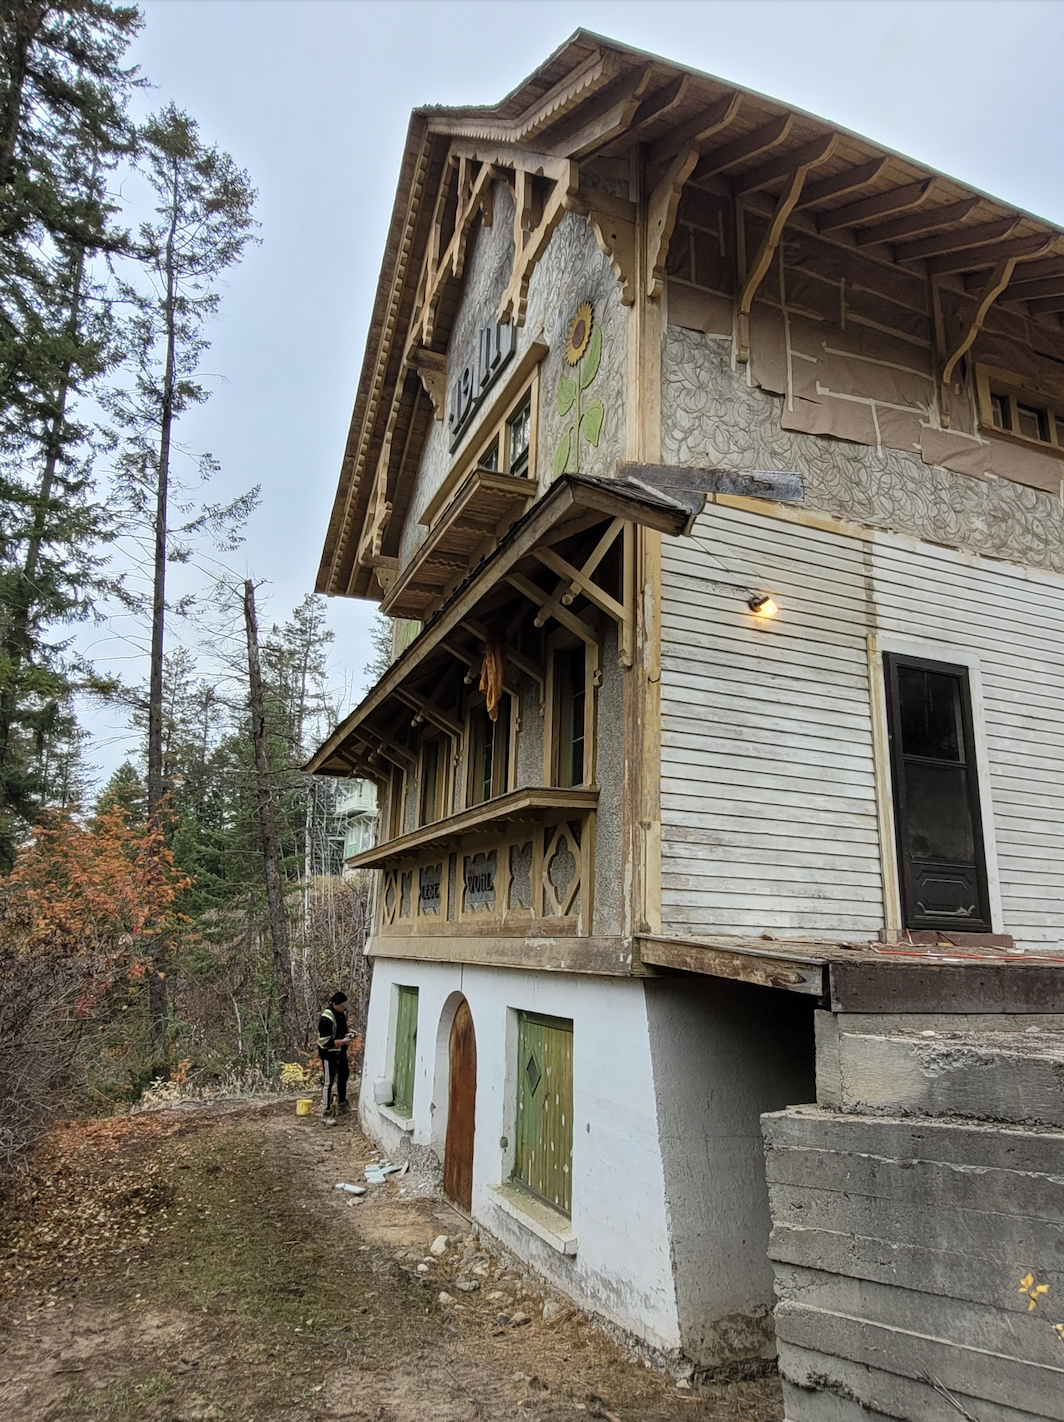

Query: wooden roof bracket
left=506, top=571, right=599, bottom=647
left=529, top=515, right=635, bottom=667
left=408, top=349, right=447, bottom=421
left=647, top=147, right=700, bottom=300
left=567, top=187, right=638, bottom=307
left=936, top=240, right=1056, bottom=425
left=736, top=136, right=839, bottom=363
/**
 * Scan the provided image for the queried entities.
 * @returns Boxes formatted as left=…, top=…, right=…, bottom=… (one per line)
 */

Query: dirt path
left=0, top=1099, right=783, bottom=1422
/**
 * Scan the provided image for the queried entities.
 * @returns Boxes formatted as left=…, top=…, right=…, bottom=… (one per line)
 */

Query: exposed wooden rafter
left=855, top=197, right=980, bottom=248
left=926, top=234, right=1055, bottom=277
left=692, top=112, right=794, bottom=183
left=646, top=92, right=743, bottom=166
left=506, top=572, right=599, bottom=647
left=543, top=63, right=655, bottom=157
left=1000, top=273, right=1064, bottom=302
left=795, top=157, right=887, bottom=210
left=817, top=178, right=935, bottom=234
left=596, top=73, right=690, bottom=156
left=733, top=133, right=839, bottom=197
left=896, top=215, right=1022, bottom=263
left=1026, top=295, right=1064, bottom=316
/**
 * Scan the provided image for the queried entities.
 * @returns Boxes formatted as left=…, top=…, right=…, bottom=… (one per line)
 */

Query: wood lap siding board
left=659, top=506, right=885, bottom=936
left=661, top=502, right=1064, bottom=948
left=871, top=539, right=1064, bottom=948
left=392, top=986, right=418, bottom=1116
left=514, top=1013, right=573, bottom=1215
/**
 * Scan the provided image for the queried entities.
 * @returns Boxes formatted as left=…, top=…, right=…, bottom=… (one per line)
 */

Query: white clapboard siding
left=660, top=499, right=1064, bottom=950
left=871, top=538, right=1064, bottom=947
left=660, top=506, right=884, bottom=936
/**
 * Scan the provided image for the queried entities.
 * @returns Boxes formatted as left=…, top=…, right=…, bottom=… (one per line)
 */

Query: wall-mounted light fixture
left=747, top=593, right=778, bottom=617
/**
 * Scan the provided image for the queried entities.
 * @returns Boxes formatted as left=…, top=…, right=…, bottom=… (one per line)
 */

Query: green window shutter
left=392, top=986, right=419, bottom=1116
left=513, top=1012, right=573, bottom=1215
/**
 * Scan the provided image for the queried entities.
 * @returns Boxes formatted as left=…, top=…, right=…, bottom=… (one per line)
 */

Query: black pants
left=321, top=1050, right=349, bottom=1113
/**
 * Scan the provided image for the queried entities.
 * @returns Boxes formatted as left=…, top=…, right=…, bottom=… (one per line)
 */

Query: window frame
left=385, top=763, right=407, bottom=842
left=882, top=651, right=992, bottom=933
left=417, top=732, right=453, bottom=827
left=464, top=693, right=515, bottom=808
left=544, top=633, right=598, bottom=789
left=976, top=364, right=1064, bottom=457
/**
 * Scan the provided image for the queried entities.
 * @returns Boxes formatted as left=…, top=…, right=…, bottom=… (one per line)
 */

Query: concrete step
left=819, top=1025, right=1064, bottom=1126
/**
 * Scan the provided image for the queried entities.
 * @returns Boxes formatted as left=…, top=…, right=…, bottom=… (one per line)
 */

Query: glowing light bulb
left=748, top=594, right=778, bottom=617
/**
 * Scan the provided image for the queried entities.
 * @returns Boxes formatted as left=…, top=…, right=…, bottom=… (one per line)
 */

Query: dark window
left=467, top=703, right=510, bottom=806
left=884, top=654, right=991, bottom=932
left=478, top=438, right=499, bottom=473
left=554, top=647, right=586, bottom=788
left=990, top=391, right=1011, bottom=430
left=507, top=395, right=531, bottom=479
left=1016, top=402, right=1049, bottom=442
left=419, top=736, right=449, bottom=826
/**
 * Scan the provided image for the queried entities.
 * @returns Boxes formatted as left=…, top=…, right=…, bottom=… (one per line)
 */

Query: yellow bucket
left=295, top=1097, right=315, bottom=1116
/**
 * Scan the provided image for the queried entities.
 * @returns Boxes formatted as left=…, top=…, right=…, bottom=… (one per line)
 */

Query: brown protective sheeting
left=479, top=639, right=505, bottom=722
left=667, top=283, right=733, bottom=337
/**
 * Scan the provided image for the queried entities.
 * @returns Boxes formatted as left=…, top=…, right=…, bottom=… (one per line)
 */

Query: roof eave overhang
left=306, top=474, right=690, bottom=776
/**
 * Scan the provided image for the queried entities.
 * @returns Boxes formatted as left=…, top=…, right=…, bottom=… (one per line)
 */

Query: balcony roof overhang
left=306, top=472, right=691, bottom=777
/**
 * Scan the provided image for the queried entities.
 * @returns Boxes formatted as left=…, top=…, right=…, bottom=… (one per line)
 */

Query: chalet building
left=308, top=32, right=1064, bottom=1372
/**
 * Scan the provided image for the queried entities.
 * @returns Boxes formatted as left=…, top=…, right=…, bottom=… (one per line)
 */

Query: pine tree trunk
left=243, top=579, right=301, bottom=1058
left=145, top=162, right=181, bottom=1051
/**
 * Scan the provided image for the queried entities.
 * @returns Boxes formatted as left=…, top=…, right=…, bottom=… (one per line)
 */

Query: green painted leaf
left=581, top=401, right=604, bottom=447
left=557, top=375, right=577, bottom=415
left=579, top=326, right=602, bottom=389
left=552, top=430, right=571, bottom=478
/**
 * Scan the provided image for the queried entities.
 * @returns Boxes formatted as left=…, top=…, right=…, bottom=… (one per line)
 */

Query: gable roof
left=317, top=29, right=1064, bottom=600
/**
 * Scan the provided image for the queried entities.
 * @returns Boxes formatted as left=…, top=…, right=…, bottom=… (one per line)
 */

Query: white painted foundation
left=359, top=954, right=818, bottom=1364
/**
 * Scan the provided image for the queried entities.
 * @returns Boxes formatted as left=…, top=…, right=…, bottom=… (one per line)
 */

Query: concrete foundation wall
left=359, top=957, right=681, bottom=1354
left=765, top=1021, right=1064, bottom=1420
left=645, top=977, right=816, bottom=1366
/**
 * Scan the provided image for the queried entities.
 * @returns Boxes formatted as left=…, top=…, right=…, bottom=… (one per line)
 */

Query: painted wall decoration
left=553, top=301, right=604, bottom=477
left=662, top=326, right=1064, bottom=577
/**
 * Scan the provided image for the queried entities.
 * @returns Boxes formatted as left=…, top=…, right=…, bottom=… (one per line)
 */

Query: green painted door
left=392, top=986, right=418, bottom=1116
left=513, top=1012, right=573, bottom=1215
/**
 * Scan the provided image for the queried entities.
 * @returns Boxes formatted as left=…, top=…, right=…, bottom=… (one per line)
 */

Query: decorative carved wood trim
left=567, top=189, right=638, bottom=307
left=647, top=147, right=699, bottom=300
left=736, top=136, right=839, bottom=364
left=409, top=349, right=448, bottom=421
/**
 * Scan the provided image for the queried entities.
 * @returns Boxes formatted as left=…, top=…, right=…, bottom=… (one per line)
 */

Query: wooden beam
left=532, top=548, right=628, bottom=625
left=940, top=256, right=1020, bottom=404
left=895, top=214, right=1021, bottom=262
left=647, top=145, right=700, bottom=299
left=611, top=73, right=690, bottom=148
left=1000, top=274, right=1064, bottom=302
left=439, top=639, right=520, bottom=700
left=393, top=687, right=463, bottom=740
left=1026, top=294, right=1064, bottom=316
left=795, top=156, right=888, bottom=210
left=692, top=112, right=794, bottom=182
left=926, top=234, right=1055, bottom=276
left=732, top=132, right=838, bottom=196
left=646, top=91, right=742, bottom=166
left=459, top=617, right=545, bottom=687
left=817, top=178, right=935, bottom=233
left=546, top=63, right=655, bottom=158
left=737, top=157, right=824, bottom=364
left=506, top=572, right=599, bottom=646
left=855, top=197, right=980, bottom=247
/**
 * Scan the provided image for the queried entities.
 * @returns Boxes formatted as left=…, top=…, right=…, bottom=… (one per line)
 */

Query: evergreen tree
left=107, top=104, right=257, bottom=1043
left=94, top=758, right=145, bottom=821
left=0, top=3, right=140, bottom=863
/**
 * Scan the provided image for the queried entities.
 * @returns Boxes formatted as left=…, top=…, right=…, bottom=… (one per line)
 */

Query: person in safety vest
left=318, top=991, right=358, bottom=1120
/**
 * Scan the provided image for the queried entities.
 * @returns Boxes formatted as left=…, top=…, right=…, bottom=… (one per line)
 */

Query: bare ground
left=0, top=1097, right=784, bottom=1422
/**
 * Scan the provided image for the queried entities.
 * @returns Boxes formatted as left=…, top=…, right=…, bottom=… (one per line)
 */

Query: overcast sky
left=84, top=0, right=1064, bottom=779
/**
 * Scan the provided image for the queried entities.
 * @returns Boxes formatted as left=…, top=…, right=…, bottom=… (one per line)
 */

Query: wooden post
left=243, top=579, right=302, bottom=1058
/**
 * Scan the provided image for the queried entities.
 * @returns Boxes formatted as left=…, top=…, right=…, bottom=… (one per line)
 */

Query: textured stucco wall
left=645, top=977, right=816, bottom=1366
left=359, top=958, right=682, bottom=1353
left=662, top=326, right=1064, bottom=576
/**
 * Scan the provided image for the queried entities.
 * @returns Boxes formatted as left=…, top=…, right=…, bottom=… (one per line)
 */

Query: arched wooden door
left=443, top=999, right=476, bottom=1211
